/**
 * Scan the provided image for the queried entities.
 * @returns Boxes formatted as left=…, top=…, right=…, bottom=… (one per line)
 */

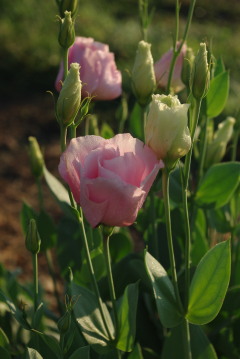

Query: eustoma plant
left=0, top=0, right=239, bottom=358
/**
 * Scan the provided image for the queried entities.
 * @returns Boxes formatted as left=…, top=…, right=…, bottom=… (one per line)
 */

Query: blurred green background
left=1, top=0, right=240, bottom=115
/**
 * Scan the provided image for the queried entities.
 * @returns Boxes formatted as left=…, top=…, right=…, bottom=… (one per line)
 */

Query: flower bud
left=60, top=0, right=78, bottom=18
left=191, top=43, right=210, bottom=99
left=57, top=311, right=71, bottom=334
left=205, top=116, right=236, bottom=168
left=132, top=40, right=156, bottom=106
left=56, top=62, right=81, bottom=126
left=28, top=137, right=44, bottom=179
left=181, top=47, right=195, bottom=88
left=145, top=94, right=191, bottom=169
left=58, top=11, right=75, bottom=49
left=25, top=219, right=41, bottom=254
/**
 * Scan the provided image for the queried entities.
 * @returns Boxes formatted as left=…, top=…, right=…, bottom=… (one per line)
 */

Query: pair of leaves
left=145, top=239, right=231, bottom=328
left=71, top=281, right=139, bottom=353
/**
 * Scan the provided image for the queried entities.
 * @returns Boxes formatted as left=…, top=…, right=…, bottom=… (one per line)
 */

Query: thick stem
left=103, top=234, right=119, bottom=337
left=77, top=210, right=114, bottom=341
left=162, top=169, right=183, bottom=313
left=32, top=253, right=39, bottom=312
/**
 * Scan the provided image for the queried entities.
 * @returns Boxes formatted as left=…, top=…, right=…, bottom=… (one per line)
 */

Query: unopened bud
left=205, top=117, right=236, bottom=167
left=132, top=40, right=156, bottom=107
left=145, top=94, right=191, bottom=170
left=28, top=137, right=44, bottom=179
left=58, top=11, right=75, bottom=49
left=56, top=63, right=81, bottom=126
left=57, top=311, right=71, bottom=334
left=25, top=219, right=41, bottom=254
left=60, top=0, right=78, bottom=18
left=191, top=43, right=210, bottom=99
left=181, top=47, right=195, bottom=88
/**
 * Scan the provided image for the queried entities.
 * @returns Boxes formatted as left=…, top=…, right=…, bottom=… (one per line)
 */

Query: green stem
left=162, top=169, right=183, bottom=313
left=166, top=0, right=196, bottom=94
left=198, top=115, right=209, bottom=180
left=46, top=249, right=63, bottom=315
left=103, top=233, right=119, bottom=336
left=32, top=253, right=39, bottom=312
left=63, top=48, right=69, bottom=80
left=182, top=318, right=192, bottom=359
left=182, top=98, right=202, bottom=310
left=77, top=209, right=114, bottom=341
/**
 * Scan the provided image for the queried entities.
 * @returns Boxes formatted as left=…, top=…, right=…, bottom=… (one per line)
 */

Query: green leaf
left=129, top=102, right=143, bottom=139
left=0, top=290, right=31, bottom=330
left=43, top=166, right=73, bottom=217
left=191, top=209, right=209, bottom=266
left=0, top=328, right=9, bottom=348
left=100, top=122, right=114, bottom=139
left=214, top=57, right=225, bottom=77
left=195, top=162, right=240, bottom=209
left=110, top=230, right=133, bottom=264
left=161, top=323, right=217, bottom=359
left=207, top=71, right=229, bottom=118
left=116, top=282, right=139, bottom=352
left=37, top=210, right=57, bottom=251
left=71, top=282, right=114, bottom=353
left=69, top=346, right=90, bottom=359
left=187, top=240, right=231, bottom=325
left=128, top=343, right=144, bottom=359
left=0, top=347, right=11, bottom=359
left=20, top=202, right=37, bottom=235
left=144, top=251, right=183, bottom=328
left=26, top=348, right=43, bottom=359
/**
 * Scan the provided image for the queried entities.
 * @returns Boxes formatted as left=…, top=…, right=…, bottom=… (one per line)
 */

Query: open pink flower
left=59, top=134, right=163, bottom=227
left=55, top=37, right=122, bottom=100
left=154, top=42, right=187, bottom=93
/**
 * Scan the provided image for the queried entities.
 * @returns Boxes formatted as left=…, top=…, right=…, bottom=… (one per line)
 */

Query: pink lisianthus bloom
left=55, top=37, right=122, bottom=100
left=154, top=42, right=187, bottom=93
left=59, top=133, right=163, bottom=227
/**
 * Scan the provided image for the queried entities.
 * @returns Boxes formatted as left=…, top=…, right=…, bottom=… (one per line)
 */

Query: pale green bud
left=205, top=116, right=236, bottom=168
left=57, top=63, right=81, bottom=126
left=57, top=311, right=71, bottom=334
left=25, top=219, right=41, bottom=254
left=60, top=0, right=78, bottom=18
left=191, top=43, right=210, bottom=99
left=145, top=94, right=191, bottom=169
left=28, top=137, right=44, bottom=179
left=181, top=47, right=195, bottom=88
left=58, top=11, right=75, bottom=49
left=132, top=40, right=156, bottom=107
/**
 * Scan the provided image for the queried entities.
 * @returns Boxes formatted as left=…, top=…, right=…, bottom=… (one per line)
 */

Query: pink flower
left=154, top=42, right=187, bottom=93
left=59, top=134, right=163, bottom=227
left=55, top=37, right=122, bottom=100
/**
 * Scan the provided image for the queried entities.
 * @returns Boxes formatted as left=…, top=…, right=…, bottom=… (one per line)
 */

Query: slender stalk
left=32, top=253, right=39, bottom=312
left=46, top=249, right=63, bottom=315
left=182, top=318, right=192, bottom=359
left=77, top=209, right=114, bottom=341
left=162, top=169, right=183, bottom=313
left=182, top=98, right=202, bottom=310
left=166, top=0, right=196, bottom=94
left=198, top=115, right=209, bottom=180
left=63, top=48, right=69, bottom=80
left=103, top=233, right=118, bottom=336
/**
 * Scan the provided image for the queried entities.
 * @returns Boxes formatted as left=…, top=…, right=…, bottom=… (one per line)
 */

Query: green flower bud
left=191, top=43, right=210, bottom=99
left=60, top=0, right=78, bottom=18
left=132, top=40, right=156, bottom=107
left=56, top=63, right=82, bottom=126
left=145, top=94, right=191, bottom=170
left=58, top=11, right=75, bottom=49
left=181, top=47, right=195, bottom=88
left=205, top=116, right=236, bottom=168
left=28, top=137, right=44, bottom=179
left=25, top=219, right=41, bottom=254
left=57, top=311, right=71, bottom=334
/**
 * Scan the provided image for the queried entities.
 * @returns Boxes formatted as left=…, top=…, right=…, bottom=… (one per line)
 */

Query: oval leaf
left=187, top=240, right=231, bottom=325
left=26, top=348, right=43, bottom=359
left=195, top=162, right=240, bottom=209
left=207, top=71, right=229, bottom=118
left=69, top=346, right=90, bottom=359
left=144, top=251, right=183, bottom=328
